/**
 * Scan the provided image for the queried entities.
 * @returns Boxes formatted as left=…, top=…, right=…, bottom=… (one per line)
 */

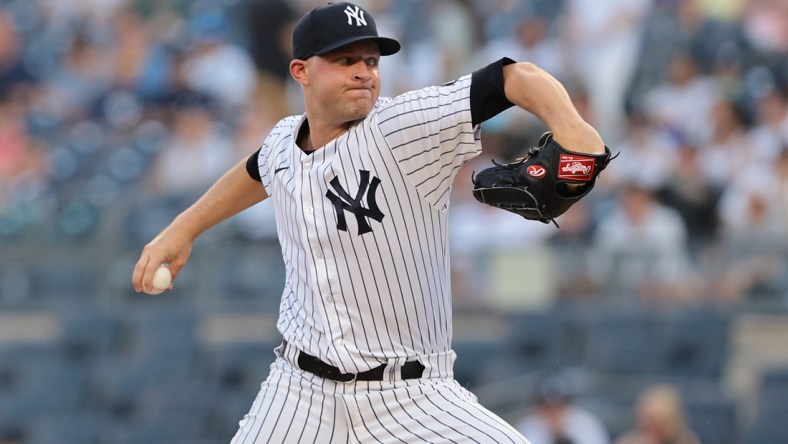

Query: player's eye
left=365, top=57, right=379, bottom=67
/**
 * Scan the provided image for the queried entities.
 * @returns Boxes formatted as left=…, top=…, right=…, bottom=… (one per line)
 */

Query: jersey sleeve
left=376, top=75, right=480, bottom=210
left=254, top=116, right=300, bottom=195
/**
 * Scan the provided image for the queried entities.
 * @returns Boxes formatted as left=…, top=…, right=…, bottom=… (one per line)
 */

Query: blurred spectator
left=603, top=113, right=679, bottom=191
left=587, top=182, right=701, bottom=306
left=243, top=0, right=297, bottom=118
left=0, top=89, right=51, bottom=239
left=628, top=0, right=744, bottom=109
left=741, top=0, right=788, bottom=54
left=0, top=91, right=33, bottom=188
left=181, top=12, right=257, bottom=110
left=0, top=11, right=38, bottom=97
left=642, top=51, right=719, bottom=144
left=476, top=15, right=565, bottom=77
left=748, top=85, right=788, bottom=165
left=43, top=33, right=110, bottom=119
left=614, top=385, right=700, bottom=444
left=516, top=374, right=610, bottom=444
left=404, top=0, right=482, bottom=89
left=709, top=155, right=788, bottom=302
left=656, top=140, right=723, bottom=252
left=144, top=93, right=234, bottom=200
left=561, top=0, right=653, bottom=143
left=108, top=8, right=159, bottom=92
left=472, top=0, right=538, bottom=42
left=697, top=98, right=753, bottom=187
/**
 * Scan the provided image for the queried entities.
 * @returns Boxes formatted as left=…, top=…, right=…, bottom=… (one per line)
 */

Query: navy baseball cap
left=292, top=2, right=401, bottom=60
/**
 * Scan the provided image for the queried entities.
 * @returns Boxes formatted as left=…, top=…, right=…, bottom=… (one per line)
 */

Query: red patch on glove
left=558, top=154, right=595, bottom=181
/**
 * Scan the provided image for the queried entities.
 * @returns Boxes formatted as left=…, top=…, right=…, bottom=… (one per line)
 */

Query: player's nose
left=352, top=62, right=373, bottom=81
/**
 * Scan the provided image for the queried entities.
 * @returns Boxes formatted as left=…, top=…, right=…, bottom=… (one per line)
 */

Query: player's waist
left=278, top=340, right=455, bottom=382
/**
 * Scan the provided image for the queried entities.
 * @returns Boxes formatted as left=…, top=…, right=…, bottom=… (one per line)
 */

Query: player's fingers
left=131, top=253, right=150, bottom=293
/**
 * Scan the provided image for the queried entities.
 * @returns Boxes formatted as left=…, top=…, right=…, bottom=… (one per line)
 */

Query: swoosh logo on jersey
left=274, top=166, right=289, bottom=174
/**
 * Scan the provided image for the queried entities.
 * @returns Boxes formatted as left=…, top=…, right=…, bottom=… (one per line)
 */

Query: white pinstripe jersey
left=256, top=74, right=480, bottom=376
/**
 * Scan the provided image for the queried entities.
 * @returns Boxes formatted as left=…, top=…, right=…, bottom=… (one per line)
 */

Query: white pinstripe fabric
left=231, top=356, right=529, bottom=444
left=233, top=75, right=531, bottom=443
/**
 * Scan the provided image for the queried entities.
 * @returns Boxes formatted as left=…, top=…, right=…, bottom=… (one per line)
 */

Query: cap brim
left=313, top=36, right=401, bottom=57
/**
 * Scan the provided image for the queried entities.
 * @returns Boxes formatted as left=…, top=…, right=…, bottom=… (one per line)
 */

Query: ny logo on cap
left=344, top=5, right=367, bottom=26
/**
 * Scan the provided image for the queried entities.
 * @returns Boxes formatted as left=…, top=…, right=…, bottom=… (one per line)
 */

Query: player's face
left=304, top=41, right=381, bottom=125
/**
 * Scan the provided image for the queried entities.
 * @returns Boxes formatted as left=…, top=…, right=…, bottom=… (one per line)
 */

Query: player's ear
left=290, top=59, right=309, bottom=85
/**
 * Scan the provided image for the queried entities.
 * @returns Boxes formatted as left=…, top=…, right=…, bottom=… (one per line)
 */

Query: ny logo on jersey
left=343, top=5, right=367, bottom=27
left=326, top=170, right=384, bottom=235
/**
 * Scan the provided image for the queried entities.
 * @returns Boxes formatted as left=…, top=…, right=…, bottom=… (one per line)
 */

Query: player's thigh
left=346, top=378, right=530, bottom=444
left=231, top=358, right=349, bottom=444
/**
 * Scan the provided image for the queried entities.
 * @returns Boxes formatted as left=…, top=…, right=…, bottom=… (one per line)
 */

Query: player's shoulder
left=377, top=75, right=470, bottom=107
left=272, top=115, right=302, bottom=132
left=265, top=115, right=301, bottom=142
left=258, top=115, right=301, bottom=155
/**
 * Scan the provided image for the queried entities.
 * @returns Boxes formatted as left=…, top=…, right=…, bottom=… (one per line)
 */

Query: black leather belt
left=283, top=340, right=425, bottom=382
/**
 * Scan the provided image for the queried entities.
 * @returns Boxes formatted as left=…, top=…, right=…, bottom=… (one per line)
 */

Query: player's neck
left=296, top=117, right=352, bottom=153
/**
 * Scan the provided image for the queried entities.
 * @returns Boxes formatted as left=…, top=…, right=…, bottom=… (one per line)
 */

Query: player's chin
left=344, top=101, right=374, bottom=120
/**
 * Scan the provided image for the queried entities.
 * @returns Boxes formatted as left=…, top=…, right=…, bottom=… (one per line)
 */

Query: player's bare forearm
left=132, top=159, right=268, bottom=293
left=502, top=62, right=605, bottom=155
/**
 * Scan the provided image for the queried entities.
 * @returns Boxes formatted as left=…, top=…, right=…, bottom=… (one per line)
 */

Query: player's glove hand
left=471, top=132, right=615, bottom=226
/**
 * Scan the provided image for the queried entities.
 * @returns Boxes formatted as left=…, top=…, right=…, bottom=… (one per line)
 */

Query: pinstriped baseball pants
left=230, top=357, right=531, bottom=444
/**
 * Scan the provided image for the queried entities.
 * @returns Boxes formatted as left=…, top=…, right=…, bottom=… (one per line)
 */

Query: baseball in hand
left=146, top=265, right=172, bottom=295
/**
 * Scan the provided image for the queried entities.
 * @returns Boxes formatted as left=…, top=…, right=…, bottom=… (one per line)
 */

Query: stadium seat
left=684, top=396, right=738, bottom=444
left=216, top=242, right=285, bottom=311
left=25, top=413, right=106, bottom=444
left=58, top=309, right=123, bottom=361
left=201, top=341, right=276, bottom=392
left=453, top=339, right=508, bottom=389
left=580, top=309, right=660, bottom=376
left=206, top=391, right=258, bottom=441
left=655, top=308, right=731, bottom=379
left=741, top=413, right=788, bottom=444
left=89, top=358, right=156, bottom=419
left=504, top=309, right=574, bottom=372
left=135, top=380, right=216, bottom=428
left=27, top=261, right=98, bottom=303
left=755, top=365, right=788, bottom=417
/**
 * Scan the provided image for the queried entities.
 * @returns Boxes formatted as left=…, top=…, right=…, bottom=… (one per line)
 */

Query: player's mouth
left=346, top=87, right=373, bottom=96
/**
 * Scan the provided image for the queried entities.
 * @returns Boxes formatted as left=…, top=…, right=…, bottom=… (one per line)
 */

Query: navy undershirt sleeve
left=470, top=57, right=516, bottom=126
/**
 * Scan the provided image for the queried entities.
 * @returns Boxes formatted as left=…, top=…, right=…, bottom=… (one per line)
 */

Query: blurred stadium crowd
left=1, top=0, right=787, bottom=443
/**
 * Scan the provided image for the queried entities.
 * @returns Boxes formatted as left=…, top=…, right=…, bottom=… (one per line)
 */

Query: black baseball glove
left=471, top=132, right=615, bottom=226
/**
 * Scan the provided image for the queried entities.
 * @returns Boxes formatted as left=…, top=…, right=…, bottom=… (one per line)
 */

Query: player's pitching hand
left=132, top=230, right=192, bottom=295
